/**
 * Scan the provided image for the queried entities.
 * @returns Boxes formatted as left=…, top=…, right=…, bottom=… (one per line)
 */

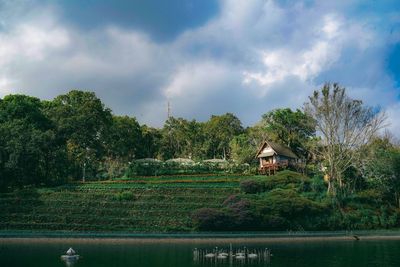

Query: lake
left=1, top=239, right=400, bottom=267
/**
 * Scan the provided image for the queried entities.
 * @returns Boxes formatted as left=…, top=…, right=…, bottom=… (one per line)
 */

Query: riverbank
left=2, top=231, right=400, bottom=244
left=3, top=236, right=400, bottom=244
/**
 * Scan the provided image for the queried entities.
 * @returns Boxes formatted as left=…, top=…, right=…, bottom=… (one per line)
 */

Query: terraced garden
left=0, top=175, right=252, bottom=232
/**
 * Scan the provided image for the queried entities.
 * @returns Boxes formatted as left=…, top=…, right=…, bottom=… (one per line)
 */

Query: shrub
left=191, top=208, right=231, bottom=231
left=222, top=195, right=242, bottom=207
left=240, top=179, right=264, bottom=194
left=114, top=191, right=135, bottom=201
left=264, top=170, right=310, bottom=191
left=225, top=199, right=258, bottom=230
left=249, top=188, right=326, bottom=230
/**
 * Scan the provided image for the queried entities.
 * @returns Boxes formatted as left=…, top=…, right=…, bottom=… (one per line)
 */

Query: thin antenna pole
left=167, top=101, right=171, bottom=119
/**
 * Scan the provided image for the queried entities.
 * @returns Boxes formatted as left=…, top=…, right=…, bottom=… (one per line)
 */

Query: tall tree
left=204, top=113, right=244, bottom=159
left=139, top=125, right=162, bottom=159
left=261, top=108, right=315, bottom=158
left=360, top=136, right=400, bottom=207
left=229, top=132, right=258, bottom=164
left=304, top=83, right=386, bottom=195
left=106, top=115, right=142, bottom=161
left=0, top=95, right=66, bottom=190
left=160, top=117, right=205, bottom=159
left=45, top=90, right=112, bottom=181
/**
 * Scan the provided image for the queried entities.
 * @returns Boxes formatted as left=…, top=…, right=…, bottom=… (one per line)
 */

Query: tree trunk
left=82, top=162, right=86, bottom=183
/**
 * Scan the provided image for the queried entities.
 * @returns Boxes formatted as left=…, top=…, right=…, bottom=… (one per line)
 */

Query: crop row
left=39, top=186, right=238, bottom=194
left=0, top=221, right=190, bottom=231
left=0, top=213, right=192, bottom=223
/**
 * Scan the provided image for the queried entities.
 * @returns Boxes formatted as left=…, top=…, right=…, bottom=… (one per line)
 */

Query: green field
left=0, top=175, right=252, bottom=232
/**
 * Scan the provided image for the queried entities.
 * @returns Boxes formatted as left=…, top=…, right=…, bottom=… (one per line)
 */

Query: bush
left=240, top=179, right=264, bottom=194
left=264, top=170, right=310, bottom=191
left=125, top=159, right=253, bottom=176
left=249, top=189, right=326, bottom=230
left=191, top=208, right=231, bottom=231
left=114, top=191, right=135, bottom=201
left=125, top=159, right=163, bottom=176
left=224, top=198, right=258, bottom=230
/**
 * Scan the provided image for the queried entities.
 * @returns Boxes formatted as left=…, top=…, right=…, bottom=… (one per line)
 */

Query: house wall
left=261, top=146, right=274, bottom=154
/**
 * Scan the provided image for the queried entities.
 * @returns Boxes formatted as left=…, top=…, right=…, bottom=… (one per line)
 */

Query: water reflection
left=62, top=258, right=77, bottom=267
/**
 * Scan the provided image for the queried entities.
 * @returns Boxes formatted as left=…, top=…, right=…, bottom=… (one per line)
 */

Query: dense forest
left=1, top=83, right=400, bottom=231
left=0, top=87, right=314, bottom=189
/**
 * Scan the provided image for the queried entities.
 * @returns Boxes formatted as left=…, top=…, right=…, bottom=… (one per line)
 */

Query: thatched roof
left=256, top=140, right=298, bottom=159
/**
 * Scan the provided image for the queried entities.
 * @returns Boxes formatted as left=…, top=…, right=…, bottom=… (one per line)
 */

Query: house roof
left=256, top=140, right=298, bottom=159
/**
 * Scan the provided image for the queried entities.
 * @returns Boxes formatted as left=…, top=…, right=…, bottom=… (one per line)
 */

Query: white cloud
left=386, top=103, right=400, bottom=135
left=0, top=17, right=69, bottom=66
left=242, top=13, right=347, bottom=95
left=0, top=0, right=398, bottom=135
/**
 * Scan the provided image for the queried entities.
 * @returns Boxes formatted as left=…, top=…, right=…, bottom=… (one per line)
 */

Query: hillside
left=0, top=175, right=246, bottom=232
left=1, top=171, right=400, bottom=233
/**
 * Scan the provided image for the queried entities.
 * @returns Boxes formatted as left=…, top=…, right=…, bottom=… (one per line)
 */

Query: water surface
left=1, top=239, right=400, bottom=267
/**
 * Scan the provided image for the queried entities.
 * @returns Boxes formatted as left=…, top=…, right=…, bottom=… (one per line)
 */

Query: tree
left=204, top=113, right=244, bottom=159
left=304, top=83, right=386, bottom=195
left=230, top=132, right=258, bottom=164
left=361, top=137, right=400, bottom=208
left=261, top=108, right=315, bottom=159
left=139, top=125, right=162, bottom=159
left=45, top=90, right=112, bottom=181
left=0, top=95, right=66, bottom=190
left=160, top=117, right=205, bottom=160
left=106, top=115, right=142, bottom=161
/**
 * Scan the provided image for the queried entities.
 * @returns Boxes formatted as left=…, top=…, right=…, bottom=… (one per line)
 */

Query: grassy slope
left=0, top=175, right=252, bottom=232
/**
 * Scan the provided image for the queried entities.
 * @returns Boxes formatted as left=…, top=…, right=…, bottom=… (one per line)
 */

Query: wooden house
left=256, top=140, right=299, bottom=175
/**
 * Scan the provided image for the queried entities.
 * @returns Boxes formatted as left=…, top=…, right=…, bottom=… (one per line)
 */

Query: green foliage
left=139, top=125, right=161, bottom=159
left=106, top=116, right=142, bottom=161
left=261, top=108, right=315, bottom=159
left=363, top=144, right=400, bottom=207
left=239, top=170, right=310, bottom=195
left=251, top=189, right=326, bottom=230
left=125, top=159, right=251, bottom=176
left=240, top=179, right=264, bottom=194
left=204, top=113, right=244, bottom=159
left=114, top=191, right=135, bottom=201
left=0, top=95, right=67, bottom=191
left=264, top=170, right=310, bottom=191
left=191, top=208, right=231, bottom=231
left=230, top=133, right=258, bottom=164
left=160, top=117, right=205, bottom=160
left=45, top=90, right=113, bottom=181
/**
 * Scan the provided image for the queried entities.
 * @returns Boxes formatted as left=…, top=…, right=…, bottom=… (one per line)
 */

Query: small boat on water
left=61, top=248, right=80, bottom=261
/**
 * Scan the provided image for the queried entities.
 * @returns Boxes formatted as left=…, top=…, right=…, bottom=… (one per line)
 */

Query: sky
left=0, top=0, right=399, bottom=134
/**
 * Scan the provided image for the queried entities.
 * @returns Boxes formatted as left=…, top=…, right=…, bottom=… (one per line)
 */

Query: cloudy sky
left=0, top=0, right=399, bottom=133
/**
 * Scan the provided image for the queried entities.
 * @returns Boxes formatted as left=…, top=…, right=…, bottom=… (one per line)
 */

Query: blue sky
left=0, top=0, right=399, bottom=134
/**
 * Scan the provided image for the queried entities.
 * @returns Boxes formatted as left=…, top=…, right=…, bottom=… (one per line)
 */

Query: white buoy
left=205, top=253, right=215, bottom=258
left=248, top=253, right=258, bottom=258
